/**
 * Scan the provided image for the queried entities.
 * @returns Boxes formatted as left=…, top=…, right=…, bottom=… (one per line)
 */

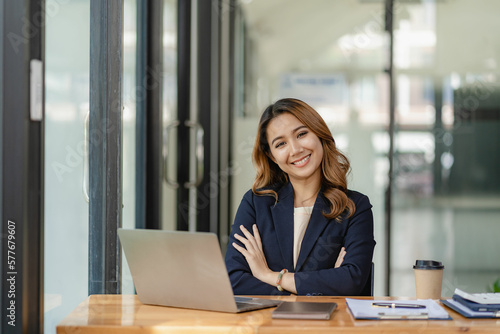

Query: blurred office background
left=5, top=0, right=497, bottom=332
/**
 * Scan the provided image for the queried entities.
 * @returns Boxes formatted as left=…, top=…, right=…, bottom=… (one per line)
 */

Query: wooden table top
left=56, top=294, right=500, bottom=333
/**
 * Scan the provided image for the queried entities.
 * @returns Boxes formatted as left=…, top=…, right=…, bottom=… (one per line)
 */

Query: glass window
left=391, top=0, right=500, bottom=297
left=44, top=1, right=90, bottom=332
left=122, top=0, right=138, bottom=295
left=232, top=0, right=389, bottom=295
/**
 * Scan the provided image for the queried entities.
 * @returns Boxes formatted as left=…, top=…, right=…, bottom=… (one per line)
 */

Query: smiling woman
left=225, top=98, right=376, bottom=296
left=253, top=98, right=355, bottom=220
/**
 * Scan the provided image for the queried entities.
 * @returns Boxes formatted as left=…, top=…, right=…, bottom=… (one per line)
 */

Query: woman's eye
left=275, top=142, right=285, bottom=149
left=298, top=131, right=308, bottom=138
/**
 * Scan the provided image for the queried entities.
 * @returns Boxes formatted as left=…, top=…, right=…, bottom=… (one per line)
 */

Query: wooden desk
left=57, top=295, right=500, bottom=333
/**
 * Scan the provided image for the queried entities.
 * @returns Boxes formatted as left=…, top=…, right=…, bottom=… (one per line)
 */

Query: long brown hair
left=252, top=98, right=355, bottom=221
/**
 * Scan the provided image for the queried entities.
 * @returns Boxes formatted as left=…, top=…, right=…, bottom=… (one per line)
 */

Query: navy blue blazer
left=225, top=182, right=376, bottom=296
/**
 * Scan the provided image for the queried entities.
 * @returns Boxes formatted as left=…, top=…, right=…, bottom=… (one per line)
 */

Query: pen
left=372, top=302, right=426, bottom=309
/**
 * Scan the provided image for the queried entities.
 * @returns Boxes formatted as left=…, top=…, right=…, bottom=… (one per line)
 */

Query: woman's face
left=266, top=112, right=323, bottom=185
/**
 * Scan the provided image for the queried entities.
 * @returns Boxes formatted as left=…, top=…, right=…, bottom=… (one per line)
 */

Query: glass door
left=390, top=0, right=500, bottom=297
left=44, top=0, right=145, bottom=329
left=230, top=0, right=390, bottom=295
left=44, top=0, right=90, bottom=331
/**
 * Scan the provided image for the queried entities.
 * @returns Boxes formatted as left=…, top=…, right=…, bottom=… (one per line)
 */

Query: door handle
left=163, top=120, right=180, bottom=188
left=83, top=110, right=89, bottom=202
left=184, top=120, right=204, bottom=188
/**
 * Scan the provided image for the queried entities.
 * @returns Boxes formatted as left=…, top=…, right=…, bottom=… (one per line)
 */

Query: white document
left=346, top=299, right=451, bottom=320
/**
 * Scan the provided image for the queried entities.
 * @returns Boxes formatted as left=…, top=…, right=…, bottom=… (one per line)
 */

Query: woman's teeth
left=292, top=155, right=310, bottom=165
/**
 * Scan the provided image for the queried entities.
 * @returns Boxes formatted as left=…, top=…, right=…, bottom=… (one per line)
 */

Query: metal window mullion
left=135, top=0, right=147, bottom=229
left=89, top=0, right=123, bottom=295
left=144, top=0, right=163, bottom=230
left=384, top=0, right=395, bottom=296
left=177, top=0, right=191, bottom=231
left=208, top=0, right=219, bottom=235
left=188, top=0, right=199, bottom=232
left=195, top=0, right=217, bottom=234
left=218, top=0, right=232, bottom=247
left=1, top=0, right=45, bottom=333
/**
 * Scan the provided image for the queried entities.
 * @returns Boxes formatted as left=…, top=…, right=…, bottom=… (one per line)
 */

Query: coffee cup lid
left=413, top=260, right=444, bottom=270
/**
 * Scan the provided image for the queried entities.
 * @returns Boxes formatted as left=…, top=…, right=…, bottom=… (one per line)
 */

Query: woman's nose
left=289, top=140, right=304, bottom=155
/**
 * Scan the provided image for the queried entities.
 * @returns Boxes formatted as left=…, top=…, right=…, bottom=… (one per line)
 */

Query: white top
left=293, top=206, right=313, bottom=269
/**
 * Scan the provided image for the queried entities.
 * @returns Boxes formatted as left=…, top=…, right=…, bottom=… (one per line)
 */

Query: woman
left=225, top=98, right=375, bottom=296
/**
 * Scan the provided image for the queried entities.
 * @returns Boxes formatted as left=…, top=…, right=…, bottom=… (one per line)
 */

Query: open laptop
left=117, top=228, right=281, bottom=313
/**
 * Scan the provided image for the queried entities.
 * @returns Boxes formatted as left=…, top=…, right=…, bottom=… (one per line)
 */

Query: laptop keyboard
left=234, top=296, right=281, bottom=312
left=235, top=297, right=263, bottom=305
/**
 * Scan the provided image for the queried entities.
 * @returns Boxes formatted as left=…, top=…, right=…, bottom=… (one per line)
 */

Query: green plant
left=493, top=278, right=500, bottom=293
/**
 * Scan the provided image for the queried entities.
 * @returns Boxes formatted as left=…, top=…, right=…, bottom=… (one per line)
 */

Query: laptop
left=117, top=228, right=281, bottom=313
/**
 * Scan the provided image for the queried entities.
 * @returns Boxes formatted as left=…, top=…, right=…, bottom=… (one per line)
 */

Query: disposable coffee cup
left=413, top=260, right=444, bottom=299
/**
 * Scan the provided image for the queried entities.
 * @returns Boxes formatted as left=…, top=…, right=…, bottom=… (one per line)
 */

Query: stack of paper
left=441, top=288, right=500, bottom=318
left=346, top=299, right=451, bottom=320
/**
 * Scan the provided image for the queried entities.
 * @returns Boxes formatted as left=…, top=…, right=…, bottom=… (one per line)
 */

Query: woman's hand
left=335, top=247, right=346, bottom=268
left=232, top=224, right=297, bottom=293
left=232, top=224, right=273, bottom=282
